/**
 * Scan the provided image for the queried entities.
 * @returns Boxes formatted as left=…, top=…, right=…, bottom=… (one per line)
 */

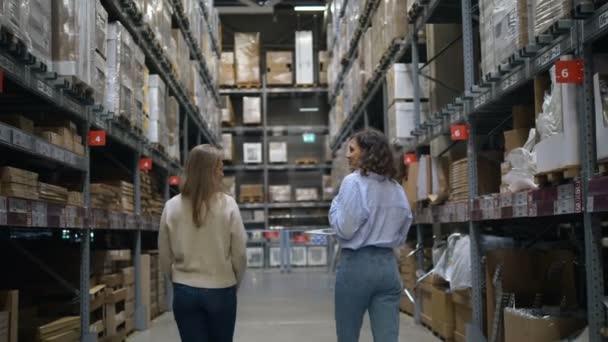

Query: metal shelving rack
left=0, top=0, right=220, bottom=339
left=328, top=0, right=608, bottom=340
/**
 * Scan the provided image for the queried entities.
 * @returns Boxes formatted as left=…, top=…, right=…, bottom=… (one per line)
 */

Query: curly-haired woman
left=329, top=129, right=413, bottom=342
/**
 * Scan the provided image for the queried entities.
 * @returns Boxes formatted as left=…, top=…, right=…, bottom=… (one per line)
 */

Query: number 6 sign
left=555, top=60, right=583, bottom=84
left=451, top=124, right=469, bottom=141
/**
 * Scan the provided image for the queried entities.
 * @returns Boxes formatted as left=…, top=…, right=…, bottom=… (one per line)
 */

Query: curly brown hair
left=351, top=129, right=397, bottom=180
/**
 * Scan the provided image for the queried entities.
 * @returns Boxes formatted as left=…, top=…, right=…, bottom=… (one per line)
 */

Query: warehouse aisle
left=128, top=268, right=437, bottom=342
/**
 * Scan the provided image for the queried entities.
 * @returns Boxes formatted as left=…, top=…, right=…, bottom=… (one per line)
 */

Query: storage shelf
left=103, top=0, right=217, bottom=145
left=224, top=164, right=265, bottom=171
left=328, top=0, right=381, bottom=102
left=224, top=125, right=329, bottom=135
left=239, top=201, right=332, bottom=210
left=220, top=87, right=327, bottom=95
left=267, top=164, right=332, bottom=171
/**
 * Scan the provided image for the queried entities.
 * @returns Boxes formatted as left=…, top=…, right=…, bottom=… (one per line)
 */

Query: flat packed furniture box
left=387, top=101, right=429, bottom=142
left=243, top=143, right=262, bottom=164
left=234, top=33, right=260, bottom=85
left=266, top=51, right=293, bottom=86
left=220, top=52, right=236, bottom=86
left=503, top=308, right=585, bottom=342
left=239, top=184, right=264, bottom=202
left=221, top=96, right=235, bottom=125
left=243, top=97, right=262, bottom=125
left=269, top=185, right=292, bottom=202
left=295, top=31, right=314, bottom=85
left=295, top=188, right=319, bottom=202
left=386, top=63, right=429, bottom=105
left=222, top=134, right=234, bottom=161
left=269, top=142, right=288, bottom=163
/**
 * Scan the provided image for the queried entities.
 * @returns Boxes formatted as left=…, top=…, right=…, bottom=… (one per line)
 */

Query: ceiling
left=215, top=0, right=327, bottom=14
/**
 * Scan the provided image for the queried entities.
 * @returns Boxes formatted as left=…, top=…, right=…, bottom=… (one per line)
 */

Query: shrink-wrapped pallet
left=173, top=29, right=191, bottom=91
left=95, top=0, right=108, bottom=58
left=167, top=96, right=180, bottom=162
left=25, top=0, right=52, bottom=69
left=234, top=33, right=260, bottom=85
left=133, top=45, right=146, bottom=133
left=93, top=52, right=106, bottom=106
left=243, top=97, right=262, bottom=125
left=533, top=0, right=571, bottom=37
left=147, top=75, right=168, bottom=147
left=220, top=52, right=236, bottom=86
left=266, top=51, right=293, bottom=86
left=106, top=22, right=135, bottom=123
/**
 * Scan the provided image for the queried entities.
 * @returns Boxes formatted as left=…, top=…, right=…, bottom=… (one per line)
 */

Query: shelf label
left=36, top=80, right=53, bottom=98
left=599, top=11, right=608, bottom=30
left=403, top=153, right=417, bottom=165
left=451, top=125, right=469, bottom=141
left=169, top=176, right=180, bottom=186
left=555, top=60, right=584, bottom=84
left=140, top=158, right=153, bottom=171
left=88, top=130, right=106, bottom=146
left=536, top=44, right=561, bottom=69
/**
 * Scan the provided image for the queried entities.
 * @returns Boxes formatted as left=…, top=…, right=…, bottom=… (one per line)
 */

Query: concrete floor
left=129, top=268, right=437, bottom=342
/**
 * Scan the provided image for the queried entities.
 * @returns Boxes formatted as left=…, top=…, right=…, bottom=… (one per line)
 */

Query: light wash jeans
left=335, top=246, right=403, bottom=342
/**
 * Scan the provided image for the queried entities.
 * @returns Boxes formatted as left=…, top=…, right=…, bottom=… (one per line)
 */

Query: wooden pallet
left=295, top=158, right=319, bottom=165
left=236, top=83, right=262, bottom=89
left=222, top=120, right=236, bottom=127
left=535, top=166, right=580, bottom=186
left=295, top=83, right=317, bottom=88
left=239, top=195, right=264, bottom=203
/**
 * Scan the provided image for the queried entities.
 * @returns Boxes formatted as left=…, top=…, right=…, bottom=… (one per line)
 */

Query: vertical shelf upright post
left=80, top=109, right=94, bottom=342
left=461, top=0, right=484, bottom=333
left=262, top=75, right=271, bottom=268
left=134, top=150, right=146, bottom=330
left=410, top=25, right=426, bottom=326
left=182, top=115, right=189, bottom=162
left=576, top=20, right=605, bottom=342
left=163, top=169, right=173, bottom=311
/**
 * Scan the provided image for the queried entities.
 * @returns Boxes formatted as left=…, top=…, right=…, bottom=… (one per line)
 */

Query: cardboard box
left=243, top=143, right=262, bottom=164
left=234, top=33, right=260, bottom=84
left=220, top=52, right=236, bottom=86
left=420, top=279, right=433, bottom=327
left=141, top=254, right=151, bottom=327
left=387, top=101, right=429, bottom=141
left=93, top=51, right=107, bottom=105
left=0, top=115, right=34, bottom=133
left=485, top=249, right=578, bottom=340
left=95, top=0, right=108, bottom=57
left=240, top=184, right=264, bottom=199
left=503, top=128, right=530, bottom=155
left=503, top=308, right=585, bottom=342
left=512, top=105, right=535, bottom=129
left=403, top=162, right=419, bottom=204
left=221, top=96, right=235, bottom=125
left=295, top=31, right=314, bottom=85
left=269, top=142, right=288, bottom=163
left=106, top=21, right=135, bottom=123
left=266, top=51, right=293, bottom=86
left=243, top=97, right=262, bottom=125
left=26, top=0, right=52, bottom=69
left=37, top=131, right=63, bottom=147
left=432, top=286, right=455, bottom=339
left=295, top=188, right=319, bottom=202
left=222, top=134, right=234, bottom=162
left=452, top=289, right=472, bottom=342
left=269, top=185, right=292, bottom=202
left=0, top=291, right=18, bottom=342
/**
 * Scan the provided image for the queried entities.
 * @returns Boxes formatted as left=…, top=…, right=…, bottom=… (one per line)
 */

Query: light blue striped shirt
left=329, top=171, right=413, bottom=249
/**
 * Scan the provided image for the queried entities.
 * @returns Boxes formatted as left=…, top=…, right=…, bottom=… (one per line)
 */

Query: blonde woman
left=159, top=145, right=247, bottom=342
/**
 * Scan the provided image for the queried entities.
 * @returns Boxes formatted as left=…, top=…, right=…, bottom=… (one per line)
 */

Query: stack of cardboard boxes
left=0, top=167, right=39, bottom=201
left=234, top=33, right=261, bottom=86
left=141, top=172, right=165, bottom=217
left=0, top=291, right=18, bottom=342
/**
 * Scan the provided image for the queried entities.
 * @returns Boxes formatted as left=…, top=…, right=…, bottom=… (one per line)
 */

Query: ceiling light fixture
left=294, top=5, right=326, bottom=11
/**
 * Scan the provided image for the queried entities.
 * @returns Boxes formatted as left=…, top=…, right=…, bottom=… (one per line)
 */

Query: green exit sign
left=303, top=133, right=316, bottom=143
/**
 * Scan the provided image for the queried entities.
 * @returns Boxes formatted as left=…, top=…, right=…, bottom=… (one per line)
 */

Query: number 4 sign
left=555, top=60, right=584, bottom=84
left=139, top=158, right=152, bottom=171
left=169, top=176, right=180, bottom=186
left=88, top=130, right=106, bottom=146
left=403, top=153, right=417, bottom=165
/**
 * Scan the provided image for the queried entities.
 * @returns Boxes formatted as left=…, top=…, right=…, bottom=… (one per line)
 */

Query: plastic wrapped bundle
left=493, top=0, right=532, bottom=67
left=188, top=61, right=198, bottom=101
left=384, top=0, right=408, bottom=47
left=479, top=0, right=496, bottom=76
left=432, top=234, right=472, bottom=291
left=234, top=33, right=261, bottom=85
left=24, top=0, right=52, bottom=69
left=133, top=45, right=146, bottom=132
left=534, top=0, right=571, bottom=37
left=147, top=75, right=167, bottom=144
left=106, top=22, right=135, bottom=123
left=266, top=51, right=293, bottom=86
left=93, top=52, right=106, bottom=106
left=503, top=129, right=538, bottom=192
left=51, top=0, right=95, bottom=86
left=537, top=67, right=564, bottom=140
left=269, top=185, right=292, bottom=202
left=94, top=0, right=108, bottom=58
left=0, top=0, right=25, bottom=43
left=158, top=0, right=173, bottom=54
left=167, top=96, right=180, bottom=161
left=172, top=29, right=191, bottom=90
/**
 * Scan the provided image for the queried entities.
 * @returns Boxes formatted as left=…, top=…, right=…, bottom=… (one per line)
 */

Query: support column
left=134, top=150, right=147, bottom=330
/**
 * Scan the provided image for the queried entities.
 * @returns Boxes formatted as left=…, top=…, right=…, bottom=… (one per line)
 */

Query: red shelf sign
left=88, top=130, right=106, bottom=146
left=403, top=153, right=417, bottom=165
left=169, top=176, right=180, bottom=186
left=139, top=158, right=152, bottom=171
left=451, top=125, right=469, bottom=141
left=555, top=60, right=584, bottom=84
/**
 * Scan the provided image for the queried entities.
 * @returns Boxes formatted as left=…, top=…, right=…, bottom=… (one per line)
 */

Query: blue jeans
left=173, top=283, right=237, bottom=342
left=335, top=246, right=403, bottom=342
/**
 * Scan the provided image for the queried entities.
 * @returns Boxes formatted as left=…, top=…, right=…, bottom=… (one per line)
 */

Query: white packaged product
left=295, top=31, right=314, bottom=85
left=432, top=234, right=472, bottom=291
left=222, top=134, right=234, bottom=161
left=307, top=246, right=328, bottom=266
left=535, top=58, right=579, bottom=173
left=146, top=75, right=167, bottom=146
left=246, top=247, right=264, bottom=268
left=387, top=63, right=429, bottom=104
left=295, top=188, right=319, bottom=202
left=243, top=143, right=262, bottom=164
left=269, top=185, right=292, bottom=202
left=243, top=97, right=262, bottom=124
left=106, top=22, right=135, bottom=122
left=269, top=142, right=288, bottom=163
left=387, top=101, right=429, bottom=142
left=291, top=246, right=308, bottom=266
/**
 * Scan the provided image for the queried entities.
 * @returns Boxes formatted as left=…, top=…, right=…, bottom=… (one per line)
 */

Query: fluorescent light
left=294, top=5, right=326, bottom=11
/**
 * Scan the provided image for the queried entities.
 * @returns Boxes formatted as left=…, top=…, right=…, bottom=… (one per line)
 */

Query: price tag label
left=555, top=60, right=584, bottom=84
left=140, top=158, right=153, bottom=171
left=599, top=11, right=608, bottom=30
left=403, top=153, right=417, bottom=165
left=536, top=45, right=561, bottom=69
left=88, top=130, right=106, bottom=146
left=36, top=80, right=53, bottom=98
left=169, top=176, right=180, bottom=186
left=451, top=124, right=469, bottom=141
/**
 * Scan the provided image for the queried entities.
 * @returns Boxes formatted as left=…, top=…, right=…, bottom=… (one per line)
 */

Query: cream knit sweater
left=159, top=193, right=247, bottom=289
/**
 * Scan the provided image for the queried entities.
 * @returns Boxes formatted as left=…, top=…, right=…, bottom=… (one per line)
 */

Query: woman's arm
left=329, top=175, right=368, bottom=240
left=229, top=202, right=248, bottom=286
left=158, top=207, right=173, bottom=279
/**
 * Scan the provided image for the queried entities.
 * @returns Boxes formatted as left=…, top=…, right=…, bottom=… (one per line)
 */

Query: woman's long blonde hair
left=179, top=144, right=222, bottom=227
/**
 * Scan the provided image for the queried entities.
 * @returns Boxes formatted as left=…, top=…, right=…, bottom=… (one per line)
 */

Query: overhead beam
left=217, top=6, right=274, bottom=14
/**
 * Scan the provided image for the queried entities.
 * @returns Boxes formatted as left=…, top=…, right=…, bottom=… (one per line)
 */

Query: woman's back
left=160, top=192, right=247, bottom=289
